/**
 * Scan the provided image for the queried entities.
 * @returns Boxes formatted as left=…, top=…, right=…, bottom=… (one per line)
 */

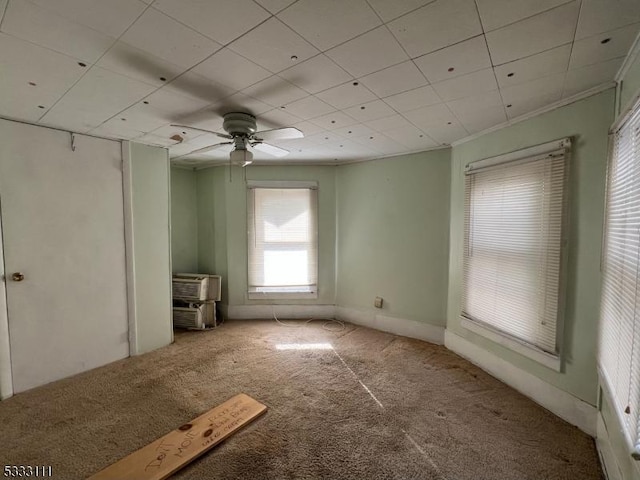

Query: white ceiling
left=0, top=0, right=638, bottom=167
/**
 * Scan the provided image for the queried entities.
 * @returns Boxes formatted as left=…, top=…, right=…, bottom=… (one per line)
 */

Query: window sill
left=248, top=291, right=318, bottom=300
left=460, top=316, right=561, bottom=372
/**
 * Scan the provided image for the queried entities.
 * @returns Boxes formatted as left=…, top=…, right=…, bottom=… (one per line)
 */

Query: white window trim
left=461, top=317, right=561, bottom=371
left=247, top=291, right=318, bottom=300
left=461, top=137, right=571, bottom=371
left=247, top=180, right=319, bottom=300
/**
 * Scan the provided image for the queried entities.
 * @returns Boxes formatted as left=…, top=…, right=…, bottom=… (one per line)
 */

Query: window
left=247, top=181, right=318, bottom=299
left=461, top=139, right=570, bottom=369
left=599, top=97, right=640, bottom=459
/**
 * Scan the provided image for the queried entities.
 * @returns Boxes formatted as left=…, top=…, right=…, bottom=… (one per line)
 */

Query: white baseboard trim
left=226, top=304, right=336, bottom=320
left=444, top=330, right=597, bottom=436
left=336, top=306, right=445, bottom=345
left=597, top=412, right=623, bottom=480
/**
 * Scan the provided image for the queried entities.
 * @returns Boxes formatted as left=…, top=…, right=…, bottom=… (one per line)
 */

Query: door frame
left=0, top=198, right=13, bottom=399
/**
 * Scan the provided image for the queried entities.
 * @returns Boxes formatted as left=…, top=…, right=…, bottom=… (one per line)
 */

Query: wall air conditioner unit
left=172, top=275, right=209, bottom=301
left=173, top=274, right=221, bottom=301
left=173, top=307, right=205, bottom=330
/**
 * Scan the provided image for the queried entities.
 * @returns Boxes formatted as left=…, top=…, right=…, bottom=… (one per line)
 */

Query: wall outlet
left=374, top=297, right=383, bottom=308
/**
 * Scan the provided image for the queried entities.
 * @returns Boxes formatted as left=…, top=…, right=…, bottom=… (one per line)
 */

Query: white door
left=0, top=120, right=129, bottom=393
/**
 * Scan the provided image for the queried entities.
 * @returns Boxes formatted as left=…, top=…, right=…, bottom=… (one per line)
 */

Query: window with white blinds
left=247, top=183, right=318, bottom=297
left=462, top=140, right=569, bottom=360
left=599, top=96, right=640, bottom=459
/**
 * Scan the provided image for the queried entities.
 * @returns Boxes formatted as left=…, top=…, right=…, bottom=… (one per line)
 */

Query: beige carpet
left=0, top=319, right=603, bottom=480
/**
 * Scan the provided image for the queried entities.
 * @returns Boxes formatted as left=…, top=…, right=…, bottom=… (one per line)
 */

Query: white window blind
left=599, top=96, right=640, bottom=459
left=247, top=185, right=318, bottom=295
left=462, top=140, right=569, bottom=356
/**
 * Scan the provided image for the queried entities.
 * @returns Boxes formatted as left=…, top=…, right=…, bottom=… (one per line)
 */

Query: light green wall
left=447, top=89, right=615, bottom=405
left=336, top=151, right=451, bottom=325
left=196, top=167, right=229, bottom=301
left=170, top=167, right=198, bottom=273
left=195, top=165, right=336, bottom=306
left=126, top=142, right=173, bottom=354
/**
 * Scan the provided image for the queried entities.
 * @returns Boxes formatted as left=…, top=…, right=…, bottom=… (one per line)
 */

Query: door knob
left=11, top=272, right=25, bottom=282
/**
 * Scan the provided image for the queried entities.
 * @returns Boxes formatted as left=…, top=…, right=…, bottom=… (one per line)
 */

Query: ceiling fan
left=171, top=112, right=304, bottom=166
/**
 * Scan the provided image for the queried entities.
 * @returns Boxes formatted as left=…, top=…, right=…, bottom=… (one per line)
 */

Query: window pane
left=248, top=187, right=318, bottom=292
left=462, top=151, right=566, bottom=354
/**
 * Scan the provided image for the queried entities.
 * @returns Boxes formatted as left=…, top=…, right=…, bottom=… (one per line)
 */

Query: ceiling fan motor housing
left=223, top=112, right=257, bottom=136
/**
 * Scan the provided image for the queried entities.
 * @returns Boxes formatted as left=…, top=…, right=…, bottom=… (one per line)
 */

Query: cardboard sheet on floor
left=88, top=393, right=267, bottom=480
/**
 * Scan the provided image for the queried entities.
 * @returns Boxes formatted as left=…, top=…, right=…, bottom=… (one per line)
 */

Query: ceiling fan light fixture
left=230, top=148, right=253, bottom=166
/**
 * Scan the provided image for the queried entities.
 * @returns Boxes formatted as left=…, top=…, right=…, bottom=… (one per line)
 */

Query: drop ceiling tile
left=344, top=100, right=397, bottom=122
left=414, top=35, right=491, bottom=84
left=277, top=0, right=381, bottom=51
left=136, top=132, right=182, bottom=147
left=0, top=0, right=7, bottom=21
left=326, top=27, right=409, bottom=78
left=306, top=130, right=348, bottom=145
left=447, top=91, right=506, bottom=133
left=367, top=0, right=436, bottom=22
left=316, top=81, right=377, bottom=109
left=500, top=73, right=565, bottom=117
left=90, top=121, right=146, bottom=140
left=325, top=124, right=371, bottom=139
left=153, top=0, right=270, bottom=45
left=120, top=8, right=221, bottom=70
left=403, top=103, right=458, bottom=130
left=0, top=33, right=87, bottom=121
left=254, top=0, right=296, bottom=14
left=29, top=0, right=146, bottom=38
left=359, top=61, right=428, bottom=98
left=151, top=124, right=205, bottom=142
left=422, top=121, right=468, bottom=144
left=214, top=92, right=273, bottom=116
left=2, top=0, right=115, bottom=63
left=279, top=55, right=353, bottom=94
left=241, top=76, right=309, bottom=107
left=352, top=133, right=406, bottom=155
left=432, top=68, right=498, bottom=101
left=383, top=125, right=438, bottom=150
left=365, top=114, right=414, bottom=132
left=447, top=89, right=503, bottom=116
left=569, top=23, right=640, bottom=69
left=292, top=121, right=325, bottom=137
left=476, top=0, right=572, bottom=32
left=388, top=0, right=483, bottom=58
left=563, top=57, right=624, bottom=97
left=382, top=85, right=442, bottom=112
left=111, top=103, right=173, bottom=132
left=309, top=111, right=357, bottom=130
left=193, top=48, right=272, bottom=91
left=162, top=71, right=236, bottom=104
left=98, top=41, right=185, bottom=87
left=281, top=96, right=335, bottom=120
left=576, top=0, right=640, bottom=39
left=228, top=18, right=319, bottom=74
left=258, top=108, right=302, bottom=129
left=142, top=88, right=212, bottom=119
left=41, top=66, right=156, bottom=131
left=494, top=44, right=571, bottom=88
left=486, top=1, right=580, bottom=65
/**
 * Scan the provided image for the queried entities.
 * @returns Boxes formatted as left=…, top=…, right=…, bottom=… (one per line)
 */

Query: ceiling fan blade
left=170, top=124, right=233, bottom=139
left=254, top=127, right=304, bottom=141
left=252, top=142, right=290, bottom=158
left=172, top=142, right=232, bottom=160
